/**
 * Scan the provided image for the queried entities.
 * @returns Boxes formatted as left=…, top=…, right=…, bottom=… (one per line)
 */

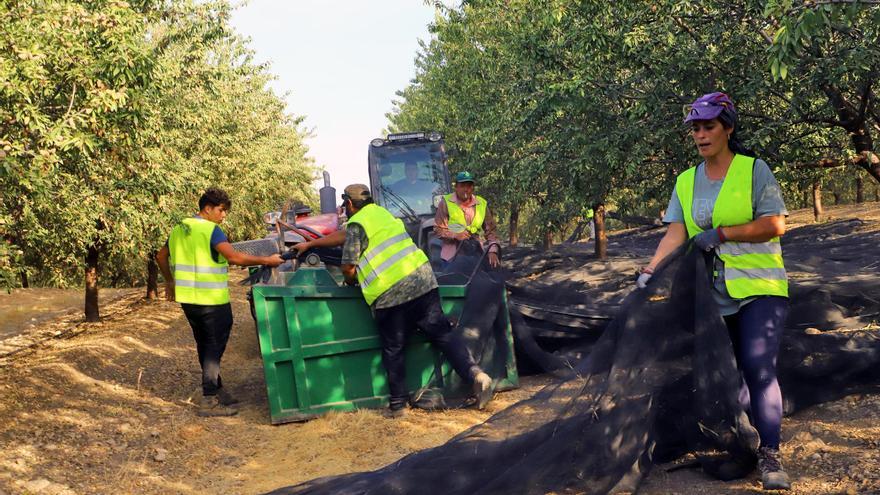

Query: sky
left=229, top=1, right=440, bottom=195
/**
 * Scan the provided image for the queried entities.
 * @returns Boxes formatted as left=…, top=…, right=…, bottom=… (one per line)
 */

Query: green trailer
left=252, top=267, right=518, bottom=424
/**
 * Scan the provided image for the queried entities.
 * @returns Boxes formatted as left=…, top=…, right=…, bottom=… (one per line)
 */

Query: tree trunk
left=832, top=191, right=841, bottom=205
left=855, top=176, right=864, bottom=203
left=594, top=203, right=607, bottom=260
left=857, top=151, right=880, bottom=183
left=509, top=206, right=519, bottom=247
left=802, top=190, right=809, bottom=209
left=542, top=228, right=553, bottom=250
left=812, top=180, right=823, bottom=222
left=146, top=252, right=159, bottom=300
left=819, top=83, right=880, bottom=182
left=19, top=270, right=28, bottom=288
left=85, top=244, right=100, bottom=322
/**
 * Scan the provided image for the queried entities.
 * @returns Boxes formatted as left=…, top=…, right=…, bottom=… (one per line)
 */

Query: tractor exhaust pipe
left=319, top=171, right=336, bottom=214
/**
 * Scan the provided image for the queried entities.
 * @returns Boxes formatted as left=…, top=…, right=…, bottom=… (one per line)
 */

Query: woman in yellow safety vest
left=639, top=92, right=791, bottom=491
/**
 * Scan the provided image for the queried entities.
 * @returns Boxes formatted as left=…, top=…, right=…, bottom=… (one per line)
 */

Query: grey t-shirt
left=663, top=158, right=788, bottom=315
left=341, top=223, right=437, bottom=309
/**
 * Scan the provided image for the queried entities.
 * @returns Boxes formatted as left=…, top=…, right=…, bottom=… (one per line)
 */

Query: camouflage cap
left=342, top=183, right=371, bottom=200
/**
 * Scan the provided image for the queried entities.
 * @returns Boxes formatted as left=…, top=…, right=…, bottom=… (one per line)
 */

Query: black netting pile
left=409, top=239, right=521, bottom=409
left=264, top=235, right=879, bottom=495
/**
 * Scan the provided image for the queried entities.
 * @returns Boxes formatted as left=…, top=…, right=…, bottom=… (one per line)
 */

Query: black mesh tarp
left=265, top=240, right=880, bottom=495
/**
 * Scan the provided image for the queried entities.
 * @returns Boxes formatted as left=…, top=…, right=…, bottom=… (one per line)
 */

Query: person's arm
left=339, top=224, right=364, bottom=286
left=483, top=207, right=500, bottom=249
left=292, top=229, right=347, bottom=255
left=214, top=242, right=283, bottom=267
left=718, top=215, right=785, bottom=243
left=341, top=264, right=357, bottom=285
left=156, top=245, right=174, bottom=301
left=482, top=207, right=501, bottom=267
left=720, top=160, right=787, bottom=243
left=646, top=222, right=688, bottom=271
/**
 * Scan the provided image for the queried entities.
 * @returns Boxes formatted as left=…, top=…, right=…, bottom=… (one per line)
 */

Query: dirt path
left=0, top=274, right=545, bottom=494
left=0, top=288, right=138, bottom=341
left=1, top=203, right=879, bottom=495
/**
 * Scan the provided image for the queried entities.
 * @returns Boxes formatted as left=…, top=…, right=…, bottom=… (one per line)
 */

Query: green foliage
left=0, top=0, right=316, bottom=290
left=389, top=1, right=880, bottom=244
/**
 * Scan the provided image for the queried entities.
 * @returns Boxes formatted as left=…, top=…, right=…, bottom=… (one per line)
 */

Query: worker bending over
left=296, top=184, right=493, bottom=417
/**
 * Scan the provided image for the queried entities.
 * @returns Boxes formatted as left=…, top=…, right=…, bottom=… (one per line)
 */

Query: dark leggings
left=724, top=296, right=788, bottom=449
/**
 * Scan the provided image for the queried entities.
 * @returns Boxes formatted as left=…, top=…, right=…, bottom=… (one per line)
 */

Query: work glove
left=694, top=227, right=725, bottom=252
left=635, top=267, right=653, bottom=289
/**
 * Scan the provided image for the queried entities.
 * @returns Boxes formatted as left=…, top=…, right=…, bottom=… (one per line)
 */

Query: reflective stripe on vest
left=346, top=204, right=429, bottom=305
left=168, top=217, right=230, bottom=305
left=675, top=154, right=788, bottom=299
left=444, top=194, right=487, bottom=235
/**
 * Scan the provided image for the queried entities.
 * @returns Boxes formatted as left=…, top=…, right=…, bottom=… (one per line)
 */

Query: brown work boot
left=472, top=371, right=494, bottom=410
left=217, top=387, right=239, bottom=406
left=196, top=394, right=238, bottom=417
left=757, top=446, right=791, bottom=491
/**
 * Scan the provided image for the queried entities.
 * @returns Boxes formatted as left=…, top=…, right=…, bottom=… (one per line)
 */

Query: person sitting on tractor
left=434, top=171, right=501, bottom=269
left=388, top=160, right=438, bottom=212
left=292, top=184, right=494, bottom=417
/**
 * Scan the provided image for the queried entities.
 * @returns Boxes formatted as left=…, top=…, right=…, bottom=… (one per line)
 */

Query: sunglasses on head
left=682, top=101, right=732, bottom=120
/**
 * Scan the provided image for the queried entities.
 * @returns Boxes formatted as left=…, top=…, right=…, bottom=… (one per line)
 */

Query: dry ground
left=0, top=288, right=136, bottom=341
left=1, top=203, right=879, bottom=495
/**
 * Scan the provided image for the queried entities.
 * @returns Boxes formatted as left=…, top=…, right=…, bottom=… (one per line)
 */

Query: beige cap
left=343, top=183, right=371, bottom=200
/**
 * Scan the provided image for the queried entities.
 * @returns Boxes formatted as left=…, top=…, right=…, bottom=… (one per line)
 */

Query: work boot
left=387, top=406, right=407, bottom=419
left=472, top=371, right=494, bottom=410
left=217, top=387, right=239, bottom=406
left=757, top=446, right=791, bottom=490
left=196, top=394, right=238, bottom=417
left=387, top=397, right=408, bottom=418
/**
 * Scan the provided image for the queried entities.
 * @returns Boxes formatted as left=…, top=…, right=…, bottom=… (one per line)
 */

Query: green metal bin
left=252, top=267, right=518, bottom=424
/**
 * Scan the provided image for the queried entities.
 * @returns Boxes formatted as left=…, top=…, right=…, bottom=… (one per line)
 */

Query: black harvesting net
left=265, top=240, right=880, bottom=495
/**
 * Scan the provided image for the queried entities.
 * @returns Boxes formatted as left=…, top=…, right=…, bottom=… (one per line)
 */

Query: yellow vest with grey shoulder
left=444, top=194, right=487, bottom=235
left=346, top=203, right=429, bottom=306
left=169, top=217, right=230, bottom=305
left=675, top=154, right=788, bottom=299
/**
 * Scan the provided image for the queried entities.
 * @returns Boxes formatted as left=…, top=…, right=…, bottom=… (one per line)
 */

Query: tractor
left=366, top=131, right=452, bottom=268
left=237, top=131, right=454, bottom=315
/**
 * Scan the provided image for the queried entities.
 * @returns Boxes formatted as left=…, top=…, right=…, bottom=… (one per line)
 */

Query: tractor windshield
left=371, top=143, right=449, bottom=217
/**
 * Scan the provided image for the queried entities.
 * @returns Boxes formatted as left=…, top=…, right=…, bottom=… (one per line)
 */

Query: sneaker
left=196, top=395, right=238, bottom=417
left=757, top=446, right=791, bottom=490
left=217, top=387, right=240, bottom=406
left=472, top=371, right=494, bottom=410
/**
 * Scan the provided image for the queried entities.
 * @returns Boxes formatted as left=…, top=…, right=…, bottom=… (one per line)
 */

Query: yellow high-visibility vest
left=676, top=154, right=788, bottom=299
left=444, top=194, right=487, bottom=235
left=169, top=217, right=230, bottom=305
left=347, top=204, right=429, bottom=305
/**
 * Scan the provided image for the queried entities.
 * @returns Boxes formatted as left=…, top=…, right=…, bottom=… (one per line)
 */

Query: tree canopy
left=1, top=0, right=316, bottom=315
left=388, top=0, right=880, bottom=249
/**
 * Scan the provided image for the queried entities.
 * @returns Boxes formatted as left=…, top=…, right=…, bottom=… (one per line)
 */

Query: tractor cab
left=367, top=131, right=451, bottom=265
